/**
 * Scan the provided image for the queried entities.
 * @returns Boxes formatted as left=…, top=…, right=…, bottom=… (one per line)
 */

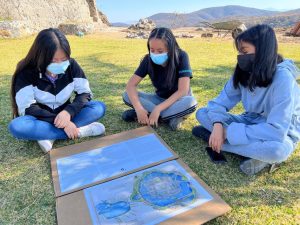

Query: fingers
left=210, top=124, right=225, bottom=153
left=137, top=113, right=149, bottom=125
left=215, top=141, right=221, bottom=153
left=149, top=118, right=158, bottom=128
left=54, top=111, right=71, bottom=128
left=148, top=112, right=159, bottom=128
left=54, top=115, right=62, bottom=128
left=209, top=136, right=223, bottom=153
left=54, top=115, right=65, bottom=128
left=138, top=117, right=149, bottom=125
left=64, top=124, right=79, bottom=140
left=154, top=120, right=158, bottom=127
left=66, top=129, right=78, bottom=140
left=55, top=120, right=64, bottom=128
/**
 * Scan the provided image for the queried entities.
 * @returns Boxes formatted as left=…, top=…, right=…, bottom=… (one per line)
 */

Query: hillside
left=147, top=5, right=300, bottom=28
left=148, top=5, right=278, bottom=27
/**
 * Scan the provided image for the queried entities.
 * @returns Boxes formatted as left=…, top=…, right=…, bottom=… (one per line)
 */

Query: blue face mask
left=150, top=52, right=168, bottom=65
left=47, top=60, right=70, bottom=75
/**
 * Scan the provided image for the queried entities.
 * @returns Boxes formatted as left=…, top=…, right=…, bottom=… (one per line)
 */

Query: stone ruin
left=0, top=0, right=109, bottom=38
left=126, top=18, right=156, bottom=39
left=201, top=33, right=214, bottom=38
left=128, top=18, right=156, bottom=31
left=175, top=33, right=194, bottom=38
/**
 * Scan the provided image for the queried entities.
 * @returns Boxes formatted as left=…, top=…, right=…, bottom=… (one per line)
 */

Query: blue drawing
left=130, top=171, right=197, bottom=209
left=96, top=201, right=131, bottom=219
left=84, top=161, right=214, bottom=225
left=57, top=133, right=174, bottom=193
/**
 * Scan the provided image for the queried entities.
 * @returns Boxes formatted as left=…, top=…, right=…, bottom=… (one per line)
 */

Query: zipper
left=53, top=81, right=56, bottom=110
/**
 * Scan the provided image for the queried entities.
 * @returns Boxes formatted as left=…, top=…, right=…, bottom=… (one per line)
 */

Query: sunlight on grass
left=0, top=34, right=299, bottom=225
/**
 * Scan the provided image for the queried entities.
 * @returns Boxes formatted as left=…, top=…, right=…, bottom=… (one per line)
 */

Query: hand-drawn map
left=56, top=134, right=174, bottom=193
left=84, top=161, right=213, bottom=225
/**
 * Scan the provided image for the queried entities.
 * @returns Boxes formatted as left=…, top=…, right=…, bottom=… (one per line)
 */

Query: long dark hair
left=233, top=24, right=283, bottom=91
left=147, top=27, right=180, bottom=89
left=10, top=28, right=71, bottom=118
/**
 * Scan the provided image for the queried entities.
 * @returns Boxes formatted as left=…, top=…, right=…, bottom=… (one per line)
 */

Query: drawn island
left=84, top=161, right=213, bottom=225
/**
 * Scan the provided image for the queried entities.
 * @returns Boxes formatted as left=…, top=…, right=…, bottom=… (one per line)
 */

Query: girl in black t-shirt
left=122, top=27, right=197, bottom=130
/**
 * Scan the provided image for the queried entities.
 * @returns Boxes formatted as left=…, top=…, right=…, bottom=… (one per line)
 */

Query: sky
left=96, top=0, right=300, bottom=23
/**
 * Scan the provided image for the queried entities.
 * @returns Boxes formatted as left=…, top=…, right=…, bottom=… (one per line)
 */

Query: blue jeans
left=8, top=101, right=106, bottom=140
left=122, top=92, right=197, bottom=120
left=196, top=107, right=296, bottom=164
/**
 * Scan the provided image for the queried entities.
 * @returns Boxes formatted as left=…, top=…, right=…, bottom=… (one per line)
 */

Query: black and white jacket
left=14, top=58, right=92, bottom=123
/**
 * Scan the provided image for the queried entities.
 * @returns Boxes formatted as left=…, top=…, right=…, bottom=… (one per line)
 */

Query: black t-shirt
left=134, top=50, right=192, bottom=99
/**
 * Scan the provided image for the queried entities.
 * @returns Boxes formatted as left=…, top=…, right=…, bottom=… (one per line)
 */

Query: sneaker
left=37, top=140, right=54, bottom=153
left=168, top=117, right=183, bottom=131
left=269, top=163, right=281, bottom=173
left=122, top=109, right=137, bottom=122
left=192, top=125, right=211, bottom=142
left=239, top=158, right=269, bottom=175
left=78, top=122, right=105, bottom=138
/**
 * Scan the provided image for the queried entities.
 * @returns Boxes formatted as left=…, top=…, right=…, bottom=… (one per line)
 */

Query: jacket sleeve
left=15, top=72, right=57, bottom=123
left=226, top=73, right=295, bottom=145
left=25, top=104, right=57, bottom=123
left=64, top=59, right=92, bottom=118
left=206, top=76, right=241, bottom=124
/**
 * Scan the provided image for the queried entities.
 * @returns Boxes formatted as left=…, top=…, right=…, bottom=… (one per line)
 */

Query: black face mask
left=237, top=54, right=255, bottom=72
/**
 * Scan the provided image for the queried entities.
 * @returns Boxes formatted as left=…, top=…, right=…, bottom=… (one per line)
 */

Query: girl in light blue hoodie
left=193, top=24, right=300, bottom=175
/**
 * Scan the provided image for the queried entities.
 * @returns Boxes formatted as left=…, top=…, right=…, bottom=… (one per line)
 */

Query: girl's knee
left=8, top=117, right=33, bottom=138
left=8, top=120, right=18, bottom=135
left=182, top=96, right=197, bottom=107
left=122, top=92, right=130, bottom=103
left=90, top=101, right=106, bottom=118
left=267, top=142, right=292, bottom=163
left=196, top=107, right=209, bottom=122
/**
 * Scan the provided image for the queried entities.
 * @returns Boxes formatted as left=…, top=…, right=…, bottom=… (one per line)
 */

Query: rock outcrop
left=0, top=0, right=108, bottom=37
left=126, top=18, right=156, bottom=39
left=128, top=18, right=156, bottom=31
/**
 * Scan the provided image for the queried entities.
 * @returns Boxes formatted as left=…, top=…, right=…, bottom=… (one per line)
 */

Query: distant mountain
left=278, top=8, right=300, bottom=16
left=148, top=5, right=278, bottom=28
left=111, top=22, right=130, bottom=27
left=148, top=5, right=300, bottom=28
left=239, top=8, right=300, bottom=28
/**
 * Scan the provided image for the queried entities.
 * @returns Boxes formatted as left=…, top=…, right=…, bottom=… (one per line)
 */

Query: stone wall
left=0, top=0, right=108, bottom=37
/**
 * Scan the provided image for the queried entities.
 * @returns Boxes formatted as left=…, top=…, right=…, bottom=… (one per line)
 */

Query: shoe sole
left=240, top=160, right=269, bottom=175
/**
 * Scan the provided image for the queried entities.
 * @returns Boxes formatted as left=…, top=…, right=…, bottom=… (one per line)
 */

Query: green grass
left=0, top=35, right=299, bottom=225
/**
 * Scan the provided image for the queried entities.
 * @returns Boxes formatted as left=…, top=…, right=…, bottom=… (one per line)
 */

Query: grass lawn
left=0, top=34, right=299, bottom=225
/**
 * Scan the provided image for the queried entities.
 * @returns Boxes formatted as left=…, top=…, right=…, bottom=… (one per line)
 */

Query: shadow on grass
left=1, top=57, right=299, bottom=225
left=151, top=124, right=300, bottom=213
left=192, top=65, right=233, bottom=91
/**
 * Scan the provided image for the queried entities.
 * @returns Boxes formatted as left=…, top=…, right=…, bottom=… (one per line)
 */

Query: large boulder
left=128, top=18, right=156, bottom=31
left=0, top=20, right=33, bottom=38
left=98, top=10, right=110, bottom=26
left=126, top=30, right=150, bottom=39
left=58, top=23, right=95, bottom=35
left=0, top=0, right=108, bottom=37
left=127, top=18, right=156, bottom=39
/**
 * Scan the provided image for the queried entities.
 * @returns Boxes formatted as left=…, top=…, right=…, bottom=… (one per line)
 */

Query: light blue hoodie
left=206, top=59, right=300, bottom=145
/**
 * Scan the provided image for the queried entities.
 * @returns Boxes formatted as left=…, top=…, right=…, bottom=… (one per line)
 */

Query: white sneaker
left=37, top=140, right=54, bottom=153
left=78, top=122, right=105, bottom=138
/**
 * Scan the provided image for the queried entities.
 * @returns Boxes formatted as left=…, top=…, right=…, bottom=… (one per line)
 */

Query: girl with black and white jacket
left=9, top=28, right=106, bottom=152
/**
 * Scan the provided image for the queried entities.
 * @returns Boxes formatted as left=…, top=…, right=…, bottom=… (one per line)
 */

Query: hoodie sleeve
left=226, top=72, right=296, bottom=145
left=15, top=72, right=57, bottom=123
left=64, top=59, right=92, bottom=118
left=206, top=76, right=241, bottom=124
